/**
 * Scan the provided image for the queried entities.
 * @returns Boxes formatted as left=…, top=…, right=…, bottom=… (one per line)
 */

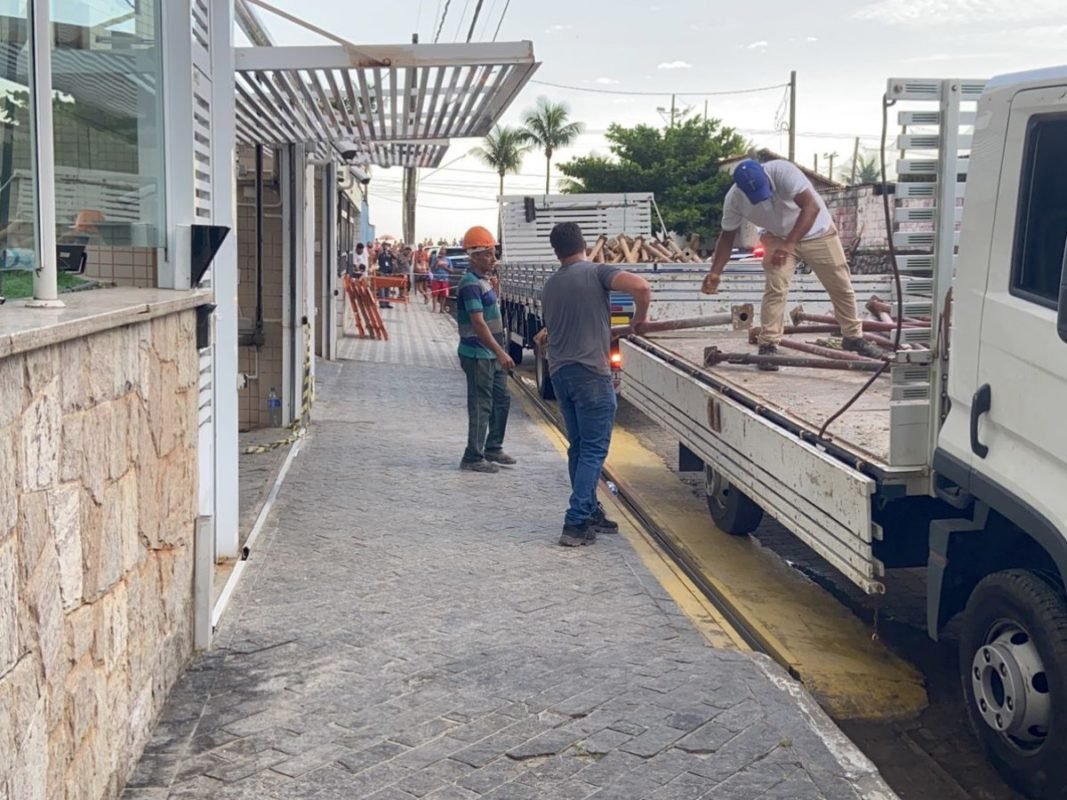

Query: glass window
left=50, top=0, right=165, bottom=250
left=0, top=1, right=37, bottom=270
left=1012, top=115, right=1067, bottom=309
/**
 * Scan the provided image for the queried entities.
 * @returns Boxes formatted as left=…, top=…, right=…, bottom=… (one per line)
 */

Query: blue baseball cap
left=733, top=159, right=773, bottom=203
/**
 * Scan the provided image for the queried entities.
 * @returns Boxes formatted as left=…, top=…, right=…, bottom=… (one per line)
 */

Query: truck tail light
left=611, top=351, right=623, bottom=368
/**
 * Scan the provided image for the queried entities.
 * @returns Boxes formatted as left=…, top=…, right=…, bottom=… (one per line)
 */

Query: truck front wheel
left=960, top=569, right=1067, bottom=798
left=704, top=466, right=762, bottom=535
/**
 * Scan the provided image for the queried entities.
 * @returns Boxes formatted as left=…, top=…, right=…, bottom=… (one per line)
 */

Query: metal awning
left=234, top=41, right=539, bottom=168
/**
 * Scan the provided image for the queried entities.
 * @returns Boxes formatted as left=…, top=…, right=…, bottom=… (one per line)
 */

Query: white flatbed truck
left=619, top=72, right=1067, bottom=798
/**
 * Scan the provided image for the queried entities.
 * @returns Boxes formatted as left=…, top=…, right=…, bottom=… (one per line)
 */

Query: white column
left=211, top=0, right=240, bottom=560
left=26, top=0, right=62, bottom=307
left=159, top=0, right=194, bottom=289
left=323, top=163, right=338, bottom=361
left=303, top=160, right=317, bottom=410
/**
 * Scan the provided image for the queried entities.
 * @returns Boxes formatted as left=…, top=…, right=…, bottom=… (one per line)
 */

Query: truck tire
left=508, top=341, right=524, bottom=367
left=704, top=466, right=762, bottom=535
left=535, top=351, right=556, bottom=401
left=960, top=569, right=1067, bottom=799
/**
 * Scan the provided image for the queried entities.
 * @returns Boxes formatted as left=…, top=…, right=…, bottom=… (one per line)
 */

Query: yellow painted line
left=603, top=425, right=928, bottom=722
left=515, top=388, right=748, bottom=652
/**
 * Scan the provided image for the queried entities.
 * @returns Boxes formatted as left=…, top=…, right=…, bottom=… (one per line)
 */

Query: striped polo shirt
left=456, top=269, right=505, bottom=359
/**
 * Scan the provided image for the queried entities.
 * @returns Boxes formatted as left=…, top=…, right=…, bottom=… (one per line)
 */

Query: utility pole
left=788, top=70, right=796, bottom=162
left=824, top=151, right=838, bottom=182
left=670, top=94, right=676, bottom=128
left=704, top=99, right=708, bottom=123
left=402, top=33, right=419, bottom=246
left=850, top=136, right=860, bottom=184
left=813, top=153, right=818, bottom=175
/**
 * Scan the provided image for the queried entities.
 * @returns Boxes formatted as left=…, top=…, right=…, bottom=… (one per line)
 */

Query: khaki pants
left=757, top=229, right=863, bottom=346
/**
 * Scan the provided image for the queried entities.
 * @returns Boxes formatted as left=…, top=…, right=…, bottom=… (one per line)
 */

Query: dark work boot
left=559, top=521, right=596, bottom=547
left=842, top=336, right=889, bottom=360
left=757, top=343, right=780, bottom=371
left=589, top=503, right=619, bottom=534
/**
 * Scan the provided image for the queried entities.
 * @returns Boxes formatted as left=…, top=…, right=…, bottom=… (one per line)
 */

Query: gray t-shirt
left=542, top=260, right=622, bottom=376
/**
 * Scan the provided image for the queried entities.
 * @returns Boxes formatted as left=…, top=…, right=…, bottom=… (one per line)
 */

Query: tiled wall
left=83, top=247, right=158, bottom=288
left=236, top=147, right=286, bottom=432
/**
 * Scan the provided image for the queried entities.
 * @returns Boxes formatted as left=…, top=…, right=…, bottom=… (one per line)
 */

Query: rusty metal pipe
left=703, top=346, right=886, bottom=372
left=778, top=337, right=883, bottom=363
left=791, top=308, right=904, bottom=333
left=614, top=304, right=754, bottom=338
left=749, top=325, right=910, bottom=350
left=866, top=295, right=927, bottom=327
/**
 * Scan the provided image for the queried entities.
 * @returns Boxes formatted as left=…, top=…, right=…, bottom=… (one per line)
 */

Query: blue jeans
left=550, top=364, right=618, bottom=527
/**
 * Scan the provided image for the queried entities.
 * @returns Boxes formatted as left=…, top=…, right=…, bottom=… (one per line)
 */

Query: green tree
left=521, top=97, right=584, bottom=195
left=470, top=125, right=533, bottom=200
left=844, top=155, right=881, bottom=184
left=558, top=116, right=748, bottom=240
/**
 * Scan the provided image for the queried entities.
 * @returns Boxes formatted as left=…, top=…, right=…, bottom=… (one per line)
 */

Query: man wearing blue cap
left=701, top=158, right=884, bottom=369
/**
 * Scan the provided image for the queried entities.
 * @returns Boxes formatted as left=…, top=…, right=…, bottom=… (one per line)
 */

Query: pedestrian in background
left=542, top=222, right=652, bottom=547
left=431, top=250, right=453, bottom=314
left=377, top=242, right=395, bottom=309
left=456, top=226, right=515, bottom=474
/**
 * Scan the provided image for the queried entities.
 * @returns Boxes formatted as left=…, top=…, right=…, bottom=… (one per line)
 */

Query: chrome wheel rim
left=971, top=619, right=1051, bottom=753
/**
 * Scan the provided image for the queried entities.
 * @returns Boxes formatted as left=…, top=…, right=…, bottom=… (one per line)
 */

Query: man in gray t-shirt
left=541, top=223, right=652, bottom=547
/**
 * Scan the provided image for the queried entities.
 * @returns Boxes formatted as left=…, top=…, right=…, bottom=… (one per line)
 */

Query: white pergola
left=233, top=41, right=539, bottom=167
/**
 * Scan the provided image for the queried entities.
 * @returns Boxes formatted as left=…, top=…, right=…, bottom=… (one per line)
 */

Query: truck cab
left=929, top=68, right=1067, bottom=796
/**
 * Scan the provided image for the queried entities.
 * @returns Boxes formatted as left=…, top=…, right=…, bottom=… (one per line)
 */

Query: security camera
left=336, top=140, right=361, bottom=161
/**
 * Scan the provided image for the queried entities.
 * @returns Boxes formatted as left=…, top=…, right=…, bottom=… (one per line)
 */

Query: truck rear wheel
left=960, top=569, right=1067, bottom=799
left=704, top=466, right=762, bottom=535
left=535, top=350, right=555, bottom=401
left=508, top=341, right=524, bottom=367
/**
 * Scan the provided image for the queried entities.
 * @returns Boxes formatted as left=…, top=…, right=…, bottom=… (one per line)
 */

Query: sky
left=257, top=0, right=1067, bottom=240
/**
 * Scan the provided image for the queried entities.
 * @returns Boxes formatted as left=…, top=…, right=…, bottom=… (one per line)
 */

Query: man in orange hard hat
left=456, top=225, right=515, bottom=473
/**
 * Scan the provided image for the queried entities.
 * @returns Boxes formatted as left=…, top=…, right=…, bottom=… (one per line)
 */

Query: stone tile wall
left=0, top=310, right=200, bottom=799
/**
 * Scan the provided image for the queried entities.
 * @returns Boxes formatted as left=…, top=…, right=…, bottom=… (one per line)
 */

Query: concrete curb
left=753, top=653, right=900, bottom=800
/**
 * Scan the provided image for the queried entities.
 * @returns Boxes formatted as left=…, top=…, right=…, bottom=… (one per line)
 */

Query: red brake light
left=611, top=352, right=623, bottom=367
left=753, top=245, right=765, bottom=258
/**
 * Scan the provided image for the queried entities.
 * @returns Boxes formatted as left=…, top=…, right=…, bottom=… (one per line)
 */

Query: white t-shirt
left=355, top=252, right=369, bottom=269
left=721, top=160, right=833, bottom=241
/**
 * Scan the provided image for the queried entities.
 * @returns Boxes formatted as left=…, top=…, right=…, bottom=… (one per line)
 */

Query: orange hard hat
left=462, top=225, right=496, bottom=251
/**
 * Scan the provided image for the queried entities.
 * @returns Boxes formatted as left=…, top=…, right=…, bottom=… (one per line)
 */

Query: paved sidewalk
left=123, top=306, right=894, bottom=800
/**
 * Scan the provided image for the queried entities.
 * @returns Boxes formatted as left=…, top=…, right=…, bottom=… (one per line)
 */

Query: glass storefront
left=50, top=0, right=166, bottom=249
left=0, top=1, right=37, bottom=269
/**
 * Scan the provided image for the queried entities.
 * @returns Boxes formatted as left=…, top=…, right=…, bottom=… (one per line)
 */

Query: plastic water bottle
left=268, top=387, right=282, bottom=427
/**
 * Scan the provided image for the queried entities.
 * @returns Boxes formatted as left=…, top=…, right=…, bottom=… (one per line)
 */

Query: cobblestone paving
left=123, top=307, right=894, bottom=800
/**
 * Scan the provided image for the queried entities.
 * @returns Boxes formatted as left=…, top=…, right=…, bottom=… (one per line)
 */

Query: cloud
left=853, top=0, right=1067, bottom=25
left=593, top=77, right=620, bottom=85
left=657, top=60, right=692, bottom=70
left=745, top=40, right=769, bottom=49
left=805, top=36, right=818, bottom=42
left=545, top=24, right=572, bottom=33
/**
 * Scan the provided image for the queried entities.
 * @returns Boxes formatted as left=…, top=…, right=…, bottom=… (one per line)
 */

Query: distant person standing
left=377, top=242, right=395, bottom=309
left=701, top=159, right=885, bottom=369
left=455, top=226, right=515, bottom=474
left=430, top=250, right=453, bottom=314
left=349, top=242, right=369, bottom=277
left=542, top=222, right=652, bottom=547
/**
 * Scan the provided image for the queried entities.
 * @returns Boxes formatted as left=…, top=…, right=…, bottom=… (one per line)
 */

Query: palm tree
left=846, top=155, right=882, bottom=185
left=471, top=125, right=532, bottom=200
left=521, top=97, right=584, bottom=195
left=471, top=125, right=532, bottom=240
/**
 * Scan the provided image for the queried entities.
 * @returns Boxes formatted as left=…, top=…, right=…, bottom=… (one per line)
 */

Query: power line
left=476, top=0, right=500, bottom=39
left=528, top=79, right=789, bottom=98
left=433, top=0, right=452, bottom=43
left=466, top=0, right=486, bottom=42
left=452, top=0, right=471, bottom=41
left=491, top=0, right=511, bottom=40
